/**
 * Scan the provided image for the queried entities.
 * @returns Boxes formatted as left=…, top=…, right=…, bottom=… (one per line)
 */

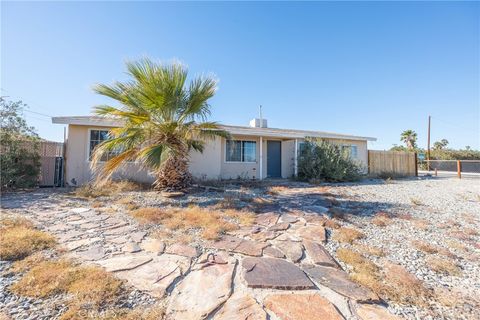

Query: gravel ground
left=322, top=176, right=480, bottom=320
left=1, top=176, right=478, bottom=319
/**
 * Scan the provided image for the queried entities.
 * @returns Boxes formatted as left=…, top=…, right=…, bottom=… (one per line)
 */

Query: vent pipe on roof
left=249, top=105, right=268, bottom=128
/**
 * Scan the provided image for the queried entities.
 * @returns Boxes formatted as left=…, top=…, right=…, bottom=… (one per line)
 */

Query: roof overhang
left=52, top=116, right=376, bottom=142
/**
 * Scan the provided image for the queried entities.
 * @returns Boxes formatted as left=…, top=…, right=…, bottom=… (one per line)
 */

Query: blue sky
left=2, top=1, right=479, bottom=149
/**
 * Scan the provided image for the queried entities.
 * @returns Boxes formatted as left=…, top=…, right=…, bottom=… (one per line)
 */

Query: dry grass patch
left=11, top=260, right=122, bottom=306
left=446, top=239, right=468, bottom=253
left=371, top=212, right=392, bottom=227
left=412, top=240, right=439, bottom=254
left=9, top=252, right=47, bottom=274
left=131, top=206, right=254, bottom=241
left=353, top=244, right=386, bottom=257
left=115, top=196, right=139, bottom=211
left=74, top=180, right=145, bottom=199
left=411, top=219, right=429, bottom=230
left=249, top=196, right=274, bottom=212
left=322, top=217, right=341, bottom=229
left=410, top=197, right=423, bottom=206
left=62, top=306, right=166, bottom=320
left=427, top=256, right=461, bottom=276
left=0, top=218, right=56, bottom=261
left=266, top=185, right=289, bottom=195
left=332, top=227, right=364, bottom=244
left=336, top=248, right=379, bottom=274
left=337, top=245, right=431, bottom=306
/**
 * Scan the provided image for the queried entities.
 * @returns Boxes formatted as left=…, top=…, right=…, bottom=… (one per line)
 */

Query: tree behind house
left=0, top=98, right=41, bottom=189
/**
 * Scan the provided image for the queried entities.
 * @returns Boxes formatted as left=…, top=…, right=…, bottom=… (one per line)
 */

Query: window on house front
left=342, top=145, right=358, bottom=159
left=226, top=140, right=256, bottom=162
left=89, top=129, right=115, bottom=161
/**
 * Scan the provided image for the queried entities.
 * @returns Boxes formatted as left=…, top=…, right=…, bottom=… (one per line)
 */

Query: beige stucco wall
left=65, top=125, right=370, bottom=185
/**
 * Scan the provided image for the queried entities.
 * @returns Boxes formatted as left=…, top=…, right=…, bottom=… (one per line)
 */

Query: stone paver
left=116, top=254, right=190, bottom=298
left=275, top=241, right=304, bottom=263
left=242, top=257, right=315, bottom=290
left=167, top=262, right=235, bottom=320
left=268, top=222, right=290, bottom=231
left=264, top=293, right=344, bottom=320
left=77, top=245, right=106, bottom=261
left=166, top=243, right=200, bottom=258
left=213, top=293, right=267, bottom=320
left=303, top=265, right=379, bottom=302
left=354, top=303, right=401, bottom=320
left=263, top=246, right=285, bottom=258
left=122, top=242, right=141, bottom=253
left=140, top=238, right=166, bottom=254
left=233, top=240, right=267, bottom=257
left=254, top=213, right=279, bottom=226
left=130, top=231, right=147, bottom=243
left=96, top=253, right=153, bottom=272
left=295, top=225, right=327, bottom=243
left=64, top=237, right=101, bottom=251
left=303, top=240, right=340, bottom=268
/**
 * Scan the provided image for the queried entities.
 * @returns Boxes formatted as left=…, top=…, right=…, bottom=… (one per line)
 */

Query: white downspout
left=294, top=138, right=298, bottom=177
left=259, top=136, right=263, bottom=180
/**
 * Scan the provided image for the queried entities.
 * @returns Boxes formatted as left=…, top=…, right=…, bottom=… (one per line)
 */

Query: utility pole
left=427, top=115, right=431, bottom=171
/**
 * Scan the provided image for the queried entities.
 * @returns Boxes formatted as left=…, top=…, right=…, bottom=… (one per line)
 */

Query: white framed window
left=89, top=129, right=118, bottom=161
left=226, top=140, right=256, bottom=162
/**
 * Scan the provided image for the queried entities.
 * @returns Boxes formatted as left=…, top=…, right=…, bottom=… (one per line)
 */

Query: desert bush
left=1, top=98, right=41, bottom=190
left=0, top=218, right=56, bottom=261
left=297, top=138, right=363, bottom=182
left=73, top=180, right=145, bottom=198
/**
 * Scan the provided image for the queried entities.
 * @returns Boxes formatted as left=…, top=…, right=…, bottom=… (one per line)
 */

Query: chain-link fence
left=419, top=160, right=480, bottom=178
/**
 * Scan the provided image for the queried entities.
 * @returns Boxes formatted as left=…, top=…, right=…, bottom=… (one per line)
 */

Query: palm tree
left=400, top=130, right=417, bottom=150
left=90, top=58, right=229, bottom=191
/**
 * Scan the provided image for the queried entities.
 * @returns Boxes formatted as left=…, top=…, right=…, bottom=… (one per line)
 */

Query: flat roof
left=52, top=116, right=376, bottom=141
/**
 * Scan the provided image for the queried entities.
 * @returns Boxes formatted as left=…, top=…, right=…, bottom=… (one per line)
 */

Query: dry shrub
left=74, top=180, right=144, bottom=199
left=131, top=206, right=242, bottom=241
left=411, top=219, right=429, bottom=230
left=224, top=209, right=256, bottom=226
left=446, top=239, right=468, bottom=252
left=9, top=252, right=47, bottom=274
left=115, top=196, right=139, bottom=211
left=213, top=194, right=241, bottom=210
left=0, top=219, right=56, bottom=261
left=322, top=217, right=341, bottom=229
left=412, top=240, right=439, bottom=254
left=463, top=228, right=479, bottom=237
left=266, top=185, right=289, bottom=195
left=339, top=247, right=431, bottom=306
left=381, top=263, right=431, bottom=305
left=91, top=201, right=103, bottom=208
left=353, top=244, right=386, bottom=257
left=332, top=227, right=364, bottom=244
left=65, top=306, right=166, bottom=320
left=410, top=197, right=423, bottom=206
left=0, top=217, right=34, bottom=229
left=249, top=196, right=273, bottom=212
left=336, top=248, right=379, bottom=274
left=427, top=256, right=461, bottom=276
left=372, top=212, right=392, bottom=227
left=329, top=207, right=348, bottom=221
left=11, top=260, right=122, bottom=306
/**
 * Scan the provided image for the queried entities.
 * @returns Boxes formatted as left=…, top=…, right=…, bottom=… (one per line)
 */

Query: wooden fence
left=368, top=150, right=417, bottom=177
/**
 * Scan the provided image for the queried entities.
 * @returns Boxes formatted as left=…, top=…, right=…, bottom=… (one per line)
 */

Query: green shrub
left=1, top=98, right=41, bottom=190
left=297, top=138, right=363, bottom=182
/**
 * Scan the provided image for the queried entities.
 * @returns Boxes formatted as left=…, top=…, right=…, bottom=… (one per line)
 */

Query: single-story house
left=52, top=116, right=376, bottom=186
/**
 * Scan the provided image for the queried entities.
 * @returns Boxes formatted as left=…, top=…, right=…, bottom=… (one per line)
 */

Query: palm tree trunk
left=154, top=154, right=192, bottom=191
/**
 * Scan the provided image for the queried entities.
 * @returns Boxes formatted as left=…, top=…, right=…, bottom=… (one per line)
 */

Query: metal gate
left=39, top=142, right=64, bottom=187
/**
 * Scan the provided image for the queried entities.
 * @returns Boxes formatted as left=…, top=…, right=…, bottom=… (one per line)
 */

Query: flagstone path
left=1, top=189, right=400, bottom=320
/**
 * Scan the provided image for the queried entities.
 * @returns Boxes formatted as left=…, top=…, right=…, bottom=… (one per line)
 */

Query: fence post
left=457, top=160, right=462, bottom=179
left=414, top=153, right=418, bottom=177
